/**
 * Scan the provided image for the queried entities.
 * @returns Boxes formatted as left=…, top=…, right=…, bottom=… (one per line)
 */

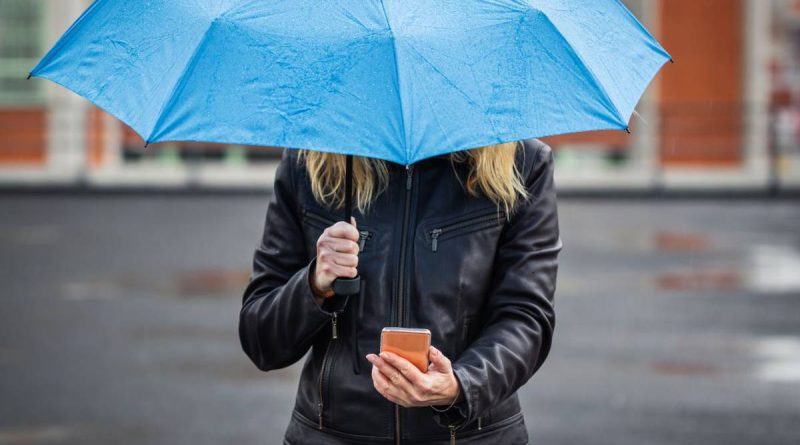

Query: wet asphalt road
left=1, top=193, right=799, bottom=445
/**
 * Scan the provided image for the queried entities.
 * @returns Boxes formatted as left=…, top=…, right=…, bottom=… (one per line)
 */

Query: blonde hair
left=297, top=141, right=528, bottom=216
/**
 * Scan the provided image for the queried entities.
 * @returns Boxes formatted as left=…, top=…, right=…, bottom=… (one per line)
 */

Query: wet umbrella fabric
left=30, top=0, right=670, bottom=375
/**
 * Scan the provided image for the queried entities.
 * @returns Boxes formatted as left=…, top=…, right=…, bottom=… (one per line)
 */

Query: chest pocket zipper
left=302, top=208, right=372, bottom=252
left=428, top=210, right=506, bottom=252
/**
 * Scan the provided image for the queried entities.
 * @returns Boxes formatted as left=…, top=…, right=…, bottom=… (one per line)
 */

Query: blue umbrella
left=29, top=0, right=670, bottom=371
left=30, top=0, right=670, bottom=166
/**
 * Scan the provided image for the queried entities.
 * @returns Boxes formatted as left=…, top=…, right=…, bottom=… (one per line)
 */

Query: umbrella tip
left=26, top=72, right=32, bottom=80
left=625, top=127, right=631, bottom=134
left=669, top=58, right=675, bottom=64
left=144, top=140, right=149, bottom=148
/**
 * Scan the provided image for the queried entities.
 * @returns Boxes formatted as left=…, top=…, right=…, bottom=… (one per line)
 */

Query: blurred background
left=1, top=1, right=799, bottom=444
left=1, top=0, right=800, bottom=191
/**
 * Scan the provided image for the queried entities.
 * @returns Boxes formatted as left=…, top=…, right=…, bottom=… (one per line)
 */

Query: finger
left=327, top=221, right=360, bottom=242
left=369, top=353, right=404, bottom=380
left=372, top=356, right=419, bottom=404
left=370, top=354, right=414, bottom=392
left=381, top=351, right=433, bottom=404
left=371, top=363, right=408, bottom=406
left=380, top=351, right=425, bottom=387
left=350, top=216, right=358, bottom=230
left=315, top=259, right=357, bottom=282
left=372, top=363, right=395, bottom=394
left=327, top=263, right=358, bottom=279
left=322, top=238, right=359, bottom=255
left=317, top=250, right=357, bottom=271
left=428, top=345, right=452, bottom=373
left=330, top=252, right=358, bottom=268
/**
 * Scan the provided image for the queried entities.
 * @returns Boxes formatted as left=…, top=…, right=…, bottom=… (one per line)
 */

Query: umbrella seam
left=378, top=0, right=410, bottom=164
left=146, top=17, right=221, bottom=143
left=533, top=10, right=627, bottom=128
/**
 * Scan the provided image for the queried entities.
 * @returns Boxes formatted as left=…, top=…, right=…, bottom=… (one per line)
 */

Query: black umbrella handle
left=332, top=275, right=361, bottom=297
left=332, top=154, right=361, bottom=297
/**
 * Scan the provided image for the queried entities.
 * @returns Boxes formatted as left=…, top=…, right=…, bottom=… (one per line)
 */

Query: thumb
left=429, top=345, right=451, bottom=373
left=350, top=216, right=358, bottom=230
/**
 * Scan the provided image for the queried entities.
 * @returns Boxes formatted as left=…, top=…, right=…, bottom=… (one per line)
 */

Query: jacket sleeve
left=239, top=149, right=351, bottom=372
left=432, top=140, right=562, bottom=428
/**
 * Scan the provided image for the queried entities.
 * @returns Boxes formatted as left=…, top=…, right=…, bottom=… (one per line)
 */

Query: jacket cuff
left=431, top=364, right=473, bottom=429
left=306, top=257, right=350, bottom=315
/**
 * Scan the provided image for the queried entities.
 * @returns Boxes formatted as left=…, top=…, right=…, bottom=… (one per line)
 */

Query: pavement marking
left=747, top=244, right=800, bottom=294
left=0, top=424, right=75, bottom=444
left=752, top=336, right=800, bottom=383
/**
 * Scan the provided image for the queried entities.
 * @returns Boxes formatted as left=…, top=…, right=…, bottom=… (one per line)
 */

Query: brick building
left=1, top=0, right=798, bottom=190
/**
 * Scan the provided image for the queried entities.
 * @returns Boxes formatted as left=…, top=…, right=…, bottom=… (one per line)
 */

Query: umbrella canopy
left=30, top=0, right=670, bottom=166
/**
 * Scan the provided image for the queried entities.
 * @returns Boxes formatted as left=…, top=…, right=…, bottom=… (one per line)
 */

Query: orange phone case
left=380, top=327, right=431, bottom=373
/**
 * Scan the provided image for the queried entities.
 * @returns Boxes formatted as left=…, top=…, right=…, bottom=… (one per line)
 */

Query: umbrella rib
left=145, top=17, right=220, bottom=144
left=378, top=0, right=409, bottom=164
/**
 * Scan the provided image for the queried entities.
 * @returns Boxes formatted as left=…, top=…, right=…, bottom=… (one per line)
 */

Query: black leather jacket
left=239, top=138, right=562, bottom=444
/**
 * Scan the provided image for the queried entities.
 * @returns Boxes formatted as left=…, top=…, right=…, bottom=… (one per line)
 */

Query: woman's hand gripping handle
left=310, top=217, right=360, bottom=300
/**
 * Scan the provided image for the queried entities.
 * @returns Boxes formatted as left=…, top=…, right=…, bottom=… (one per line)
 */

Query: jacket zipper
left=303, top=209, right=371, bottom=251
left=318, top=311, right=338, bottom=429
left=429, top=210, right=506, bottom=252
left=395, top=164, right=414, bottom=445
left=305, top=208, right=367, bottom=430
left=448, top=414, right=484, bottom=444
left=397, top=165, right=413, bottom=326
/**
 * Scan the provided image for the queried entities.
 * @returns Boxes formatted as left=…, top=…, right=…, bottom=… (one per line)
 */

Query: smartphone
left=380, top=327, right=431, bottom=373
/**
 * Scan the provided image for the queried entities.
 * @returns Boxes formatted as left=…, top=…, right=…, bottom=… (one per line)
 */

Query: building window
left=0, top=0, right=44, bottom=104
left=623, top=0, right=646, bottom=20
left=771, top=0, right=800, bottom=178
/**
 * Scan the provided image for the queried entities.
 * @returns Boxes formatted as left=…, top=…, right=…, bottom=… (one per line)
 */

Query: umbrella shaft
left=344, top=154, right=353, bottom=222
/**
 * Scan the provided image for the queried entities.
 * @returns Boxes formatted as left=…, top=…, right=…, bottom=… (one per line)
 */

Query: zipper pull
left=478, top=416, right=482, bottom=430
left=430, top=229, right=442, bottom=252
left=331, top=312, right=338, bottom=339
left=449, top=425, right=456, bottom=445
left=318, top=402, right=323, bottom=429
left=406, top=165, right=414, bottom=190
left=358, top=230, right=369, bottom=251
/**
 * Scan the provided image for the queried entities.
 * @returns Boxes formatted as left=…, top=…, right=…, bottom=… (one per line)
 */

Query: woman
left=239, top=137, right=562, bottom=444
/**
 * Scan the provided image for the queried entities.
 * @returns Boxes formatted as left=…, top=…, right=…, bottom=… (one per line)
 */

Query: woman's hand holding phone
left=366, top=346, right=464, bottom=408
left=310, top=217, right=360, bottom=299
